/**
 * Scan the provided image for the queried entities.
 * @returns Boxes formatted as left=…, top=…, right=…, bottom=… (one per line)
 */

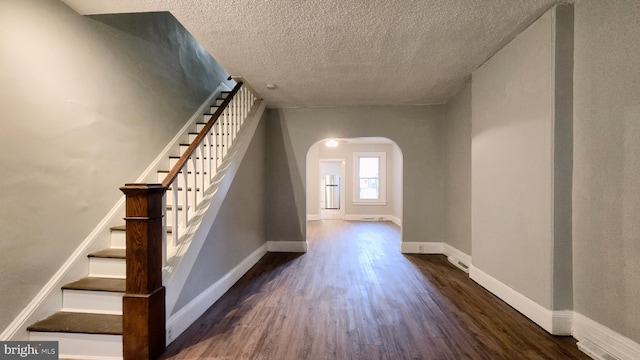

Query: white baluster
left=222, top=108, right=229, bottom=159
left=190, top=154, right=197, bottom=211
left=205, top=132, right=212, bottom=186
left=243, top=88, right=248, bottom=121
left=215, top=120, right=222, bottom=169
left=181, top=165, right=189, bottom=228
left=198, top=142, right=206, bottom=193
left=171, top=182, right=179, bottom=250
left=234, top=95, right=239, bottom=138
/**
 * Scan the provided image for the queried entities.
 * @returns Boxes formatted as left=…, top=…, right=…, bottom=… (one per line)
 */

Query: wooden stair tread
left=110, top=224, right=126, bottom=231
left=62, top=277, right=125, bottom=293
left=27, top=312, right=122, bottom=335
left=88, top=248, right=125, bottom=259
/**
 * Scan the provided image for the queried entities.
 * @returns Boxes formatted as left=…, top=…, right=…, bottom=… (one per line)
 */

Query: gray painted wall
left=443, top=81, right=472, bottom=255
left=307, top=142, right=399, bottom=218
left=471, top=7, right=573, bottom=310
left=390, top=143, right=403, bottom=221
left=172, top=115, right=267, bottom=313
left=0, top=0, right=228, bottom=331
left=265, top=106, right=445, bottom=244
left=573, top=0, right=640, bottom=343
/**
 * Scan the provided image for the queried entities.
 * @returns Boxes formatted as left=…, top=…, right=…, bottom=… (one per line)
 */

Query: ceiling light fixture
left=266, top=83, right=277, bottom=90
left=325, top=139, right=339, bottom=148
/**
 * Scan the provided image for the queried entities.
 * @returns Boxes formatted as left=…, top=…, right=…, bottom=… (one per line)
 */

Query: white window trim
left=353, top=152, right=387, bottom=206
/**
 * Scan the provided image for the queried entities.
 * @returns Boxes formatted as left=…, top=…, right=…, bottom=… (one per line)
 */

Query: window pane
left=359, top=178, right=379, bottom=199
left=359, top=157, right=379, bottom=178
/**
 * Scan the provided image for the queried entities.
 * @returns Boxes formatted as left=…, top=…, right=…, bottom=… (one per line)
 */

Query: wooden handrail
left=161, top=81, right=243, bottom=188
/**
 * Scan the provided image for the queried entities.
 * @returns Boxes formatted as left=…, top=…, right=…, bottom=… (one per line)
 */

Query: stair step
left=28, top=312, right=122, bottom=335
left=110, top=226, right=126, bottom=249
left=62, top=278, right=125, bottom=315
left=29, top=312, right=123, bottom=359
left=88, top=249, right=125, bottom=279
left=63, top=277, right=125, bottom=292
left=89, top=248, right=126, bottom=259
left=110, top=226, right=127, bottom=249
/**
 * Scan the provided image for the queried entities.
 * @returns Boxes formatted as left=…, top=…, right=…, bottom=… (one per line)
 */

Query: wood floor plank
left=160, top=220, right=589, bottom=360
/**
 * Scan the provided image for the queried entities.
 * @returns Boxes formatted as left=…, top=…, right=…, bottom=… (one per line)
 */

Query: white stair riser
left=62, top=290, right=123, bottom=315
left=110, top=231, right=125, bottom=249
left=30, top=332, right=122, bottom=360
left=89, top=258, right=125, bottom=279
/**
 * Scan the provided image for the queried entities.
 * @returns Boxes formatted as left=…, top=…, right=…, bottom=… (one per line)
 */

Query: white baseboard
left=387, top=215, right=402, bottom=226
left=573, top=312, right=640, bottom=360
left=443, top=244, right=472, bottom=273
left=400, top=242, right=444, bottom=254
left=166, top=243, right=267, bottom=344
left=469, top=265, right=571, bottom=335
left=344, top=214, right=389, bottom=222
left=553, top=311, right=574, bottom=336
left=310, top=214, right=401, bottom=225
left=267, top=241, right=308, bottom=253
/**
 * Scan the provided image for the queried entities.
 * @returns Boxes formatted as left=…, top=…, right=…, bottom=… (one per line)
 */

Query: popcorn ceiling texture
left=62, top=0, right=562, bottom=108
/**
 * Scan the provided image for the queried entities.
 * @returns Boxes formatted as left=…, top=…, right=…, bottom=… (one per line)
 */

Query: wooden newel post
left=120, top=183, right=166, bottom=360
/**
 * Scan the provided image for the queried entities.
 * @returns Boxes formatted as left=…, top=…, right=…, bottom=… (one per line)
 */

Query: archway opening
left=305, top=137, right=403, bottom=247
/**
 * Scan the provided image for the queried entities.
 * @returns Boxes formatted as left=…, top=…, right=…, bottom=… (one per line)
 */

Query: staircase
left=26, top=87, right=253, bottom=359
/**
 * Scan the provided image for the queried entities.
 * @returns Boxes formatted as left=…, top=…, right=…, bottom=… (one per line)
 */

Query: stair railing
left=119, top=81, right=257, bottom=360
left=161, top=81, right=253, bottom=261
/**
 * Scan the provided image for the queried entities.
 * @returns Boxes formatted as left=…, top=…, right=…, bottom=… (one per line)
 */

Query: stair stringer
left=0, top=84, right=228, bottom=342
left=163, top=100, right=266, bottom=344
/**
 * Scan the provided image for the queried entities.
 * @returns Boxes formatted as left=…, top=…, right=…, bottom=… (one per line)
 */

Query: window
left=353, top=152, right=386, bottom=205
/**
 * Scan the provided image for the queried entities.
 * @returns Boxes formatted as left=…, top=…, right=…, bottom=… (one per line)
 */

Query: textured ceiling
left=61, top=0, right=564, bottom=108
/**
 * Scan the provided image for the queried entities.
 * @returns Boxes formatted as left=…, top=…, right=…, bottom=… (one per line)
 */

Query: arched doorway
left=305, top=137, right=404, bottom=244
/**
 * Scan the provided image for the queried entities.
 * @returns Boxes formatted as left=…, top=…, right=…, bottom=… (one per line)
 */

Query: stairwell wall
left=0, top=0, right=229, bottom=332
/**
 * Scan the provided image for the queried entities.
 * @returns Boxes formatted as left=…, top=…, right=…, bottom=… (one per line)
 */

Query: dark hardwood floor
left=160, top=220, right=589, bottom=360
